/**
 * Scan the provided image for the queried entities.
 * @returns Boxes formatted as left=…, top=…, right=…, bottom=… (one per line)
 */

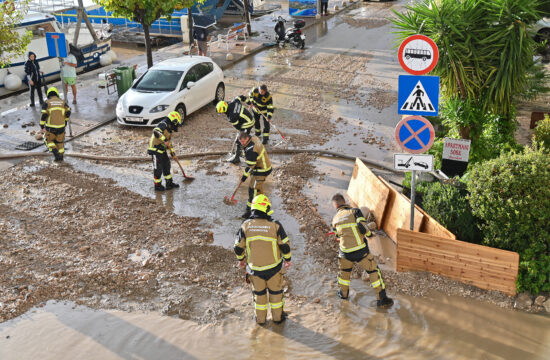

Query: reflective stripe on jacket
left=331, top=206, right=367, bottom=253
left=40, top=96, right=69, bottom=129
left=234, top=216, right=291, bottom=272
left=242, top=136, right=272, bottom=178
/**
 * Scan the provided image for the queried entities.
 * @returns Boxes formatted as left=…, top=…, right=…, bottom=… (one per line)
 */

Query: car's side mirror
left=187, top=81, right=196, bottom=89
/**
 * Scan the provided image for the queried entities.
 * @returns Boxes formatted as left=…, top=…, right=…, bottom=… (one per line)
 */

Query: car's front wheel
left=213, top=83, right=225, bottom=105
left=175, top=104, right=186, bottom=123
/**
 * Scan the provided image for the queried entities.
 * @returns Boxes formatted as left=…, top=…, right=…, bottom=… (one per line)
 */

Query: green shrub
left=422, top=181, right=480, bottom=244
left=533, top=114, right=550, bottom=152
left=467, top=147, right=550, bottom=293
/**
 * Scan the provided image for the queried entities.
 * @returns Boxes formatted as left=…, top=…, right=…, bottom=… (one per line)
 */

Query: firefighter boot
left=262, top=135, right=269, bottom=145
left=376, top=289, right=394, bottom=307
left=52, top=149, right=62, bottom=161
left=337, top=289, right=349, bottom=300
left=226, top=143, right=241, bottom=164
left=154, top=178, right=165, bottom=191
left=165, top=179, right=180, bottom=190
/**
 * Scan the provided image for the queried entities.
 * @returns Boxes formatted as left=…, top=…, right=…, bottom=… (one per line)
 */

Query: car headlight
left=116, top=101, right=123, bottom=112
left=150, top=105, right=169, bottom=113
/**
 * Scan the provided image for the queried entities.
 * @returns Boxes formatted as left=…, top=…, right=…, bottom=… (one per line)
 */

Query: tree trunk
left=73, top=7, right=82, bottom=46
left=143, top=23, right=153, bottom=68
left=243, top=0, right=252, bottom=35
left=459, top=126, right=471, bottom=140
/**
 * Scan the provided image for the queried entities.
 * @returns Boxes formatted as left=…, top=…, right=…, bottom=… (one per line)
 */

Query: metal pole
left=54, top=37, right=72, bottom=136
left=410, top=170, right=416, bottom=230
left=58, top=58, right=72, bottom=136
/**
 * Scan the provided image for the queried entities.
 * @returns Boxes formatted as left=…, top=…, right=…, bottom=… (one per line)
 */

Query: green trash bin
left=113, top=66, right=136, bottom=97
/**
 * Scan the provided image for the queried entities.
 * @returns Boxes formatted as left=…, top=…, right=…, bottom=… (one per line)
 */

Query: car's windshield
left=134, top=70, right=183, bottom=92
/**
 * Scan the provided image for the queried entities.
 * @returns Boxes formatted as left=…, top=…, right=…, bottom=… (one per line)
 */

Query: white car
left=116, top=56, right=225, bottom=126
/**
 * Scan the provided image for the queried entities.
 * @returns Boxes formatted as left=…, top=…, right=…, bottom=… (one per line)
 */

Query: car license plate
left=300, top=34, right=305, bottom=40
left=126, top=116, right=143, bottom=122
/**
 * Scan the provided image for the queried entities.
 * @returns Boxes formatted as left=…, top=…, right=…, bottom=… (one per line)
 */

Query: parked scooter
left=274, top=16, right=306, bottom=49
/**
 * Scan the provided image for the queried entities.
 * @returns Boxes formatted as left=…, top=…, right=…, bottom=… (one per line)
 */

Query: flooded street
left=2, top=1, right=550, bottom=359
left=2, top=292, right=550, bottom=360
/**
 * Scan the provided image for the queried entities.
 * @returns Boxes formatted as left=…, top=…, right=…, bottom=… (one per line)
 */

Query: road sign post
left=397, top=34, right=439, bottom=231
left=47, top=32, right=72, bottom=136
left=410, top=170, right=416, bottom=230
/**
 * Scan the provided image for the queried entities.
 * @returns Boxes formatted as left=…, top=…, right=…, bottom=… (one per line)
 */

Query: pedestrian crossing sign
left=398, top=75, right=439, bottom=116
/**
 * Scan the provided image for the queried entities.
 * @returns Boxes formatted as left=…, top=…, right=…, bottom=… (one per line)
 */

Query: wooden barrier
left=347, top=159, right=389, bottom=229
left=396, top=229, right=519, bottom=295
left=377, top=176, right=424, bottom=240
left=347, top=158, right=456, bottom=242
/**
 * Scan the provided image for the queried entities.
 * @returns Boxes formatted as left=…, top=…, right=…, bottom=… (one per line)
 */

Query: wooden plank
left=398, top=234, right=519, bottom=269
left=397, top=257, right=516, bottom=294
left=378, top=176, right=424, bottom=241
left=399, top=230, right=519, bottom=268
left=346, top=158, right=390, bottom=230
left=397, top=248, right=518, bottom=282
left=396, top=229, right=519, bottom=295
left=397, top=244, right=519, bottom=278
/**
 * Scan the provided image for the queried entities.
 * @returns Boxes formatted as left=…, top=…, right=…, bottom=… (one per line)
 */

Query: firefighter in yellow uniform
left=40, top=87, right=71, bottom=161
left=331, top=193, right=393, bottom=307
left=244, top=85, right=274, bottom=144
left=234, top=194, right=292, bottom=325
left=238, top=131, right=272, bottom=219
left=147, top=111, right=182, bottom=191
left=216, top=97, right=255, bottom=164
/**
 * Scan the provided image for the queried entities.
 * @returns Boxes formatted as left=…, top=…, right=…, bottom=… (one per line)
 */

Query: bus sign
left=398, top=35, right=439, bottom=75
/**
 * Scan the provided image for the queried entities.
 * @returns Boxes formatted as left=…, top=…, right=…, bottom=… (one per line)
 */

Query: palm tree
left=392, top=0, right=542, bottom=139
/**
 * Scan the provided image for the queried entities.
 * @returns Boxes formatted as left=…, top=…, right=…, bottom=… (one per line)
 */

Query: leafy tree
left=0, top=0, right=32, bottom=68
left=95, top=0, right=203, bottom=68
left=392, top=0, right=542, bottom=139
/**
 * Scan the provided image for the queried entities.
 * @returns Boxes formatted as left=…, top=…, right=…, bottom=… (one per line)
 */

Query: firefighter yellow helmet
left=251, top=194, right=273, bottom=215
left=216, top=101, right=228, bottom=113
left=47, top=87, right=59, bottom=97
left=168, top=111, right=182, bottom=125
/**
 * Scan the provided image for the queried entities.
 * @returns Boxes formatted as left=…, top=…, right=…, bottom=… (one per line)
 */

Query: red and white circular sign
left=398, top=34, right=439, bottom=75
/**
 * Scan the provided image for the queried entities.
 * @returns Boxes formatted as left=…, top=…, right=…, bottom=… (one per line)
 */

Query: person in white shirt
left=62, top=52, right=78, bottom=104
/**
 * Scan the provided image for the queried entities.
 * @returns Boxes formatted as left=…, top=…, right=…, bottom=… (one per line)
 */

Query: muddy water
left=2, top=291, right=549, bottom=360
left=4, top=152, right=547, bottom=360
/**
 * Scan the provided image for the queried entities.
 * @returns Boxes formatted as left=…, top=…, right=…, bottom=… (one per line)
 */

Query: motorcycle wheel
left=299, top=39, right=305, bottom=49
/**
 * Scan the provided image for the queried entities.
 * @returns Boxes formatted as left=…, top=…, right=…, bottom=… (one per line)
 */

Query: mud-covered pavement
left=2, top=1, right=550, bottom=359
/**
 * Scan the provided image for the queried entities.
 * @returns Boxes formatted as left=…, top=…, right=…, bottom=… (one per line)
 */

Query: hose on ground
left=0, top=149, right=397, bottom=173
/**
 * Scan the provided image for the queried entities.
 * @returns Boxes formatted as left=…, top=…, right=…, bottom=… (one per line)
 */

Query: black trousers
left=30, top=80, right=44, bottom=105
left=321, top=2, right=328, bottom=14
left=253, top=112, right=270, bottom=138
left=151, top=152, right=171, bottom=183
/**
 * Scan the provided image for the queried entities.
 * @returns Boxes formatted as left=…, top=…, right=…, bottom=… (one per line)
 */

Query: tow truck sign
left=394, top=153, right=434, bottom=172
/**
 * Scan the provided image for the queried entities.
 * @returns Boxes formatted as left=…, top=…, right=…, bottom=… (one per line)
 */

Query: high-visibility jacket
left=246, top=87, right=274, bottom=119
left=234, top=212, right=291, bottom=274
left=242, top=136, right=272, bottom=180
left=40, top=96, right=70, bottom=129
left=148, top=119, right=174, bottom=154
left=227, top=97, right=254, bottom=130
left=331, top=205, right=369, bottom=253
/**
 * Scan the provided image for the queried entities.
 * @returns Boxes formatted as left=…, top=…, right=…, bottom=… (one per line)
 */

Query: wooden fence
left=396, top=229, right=519, bottom=295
